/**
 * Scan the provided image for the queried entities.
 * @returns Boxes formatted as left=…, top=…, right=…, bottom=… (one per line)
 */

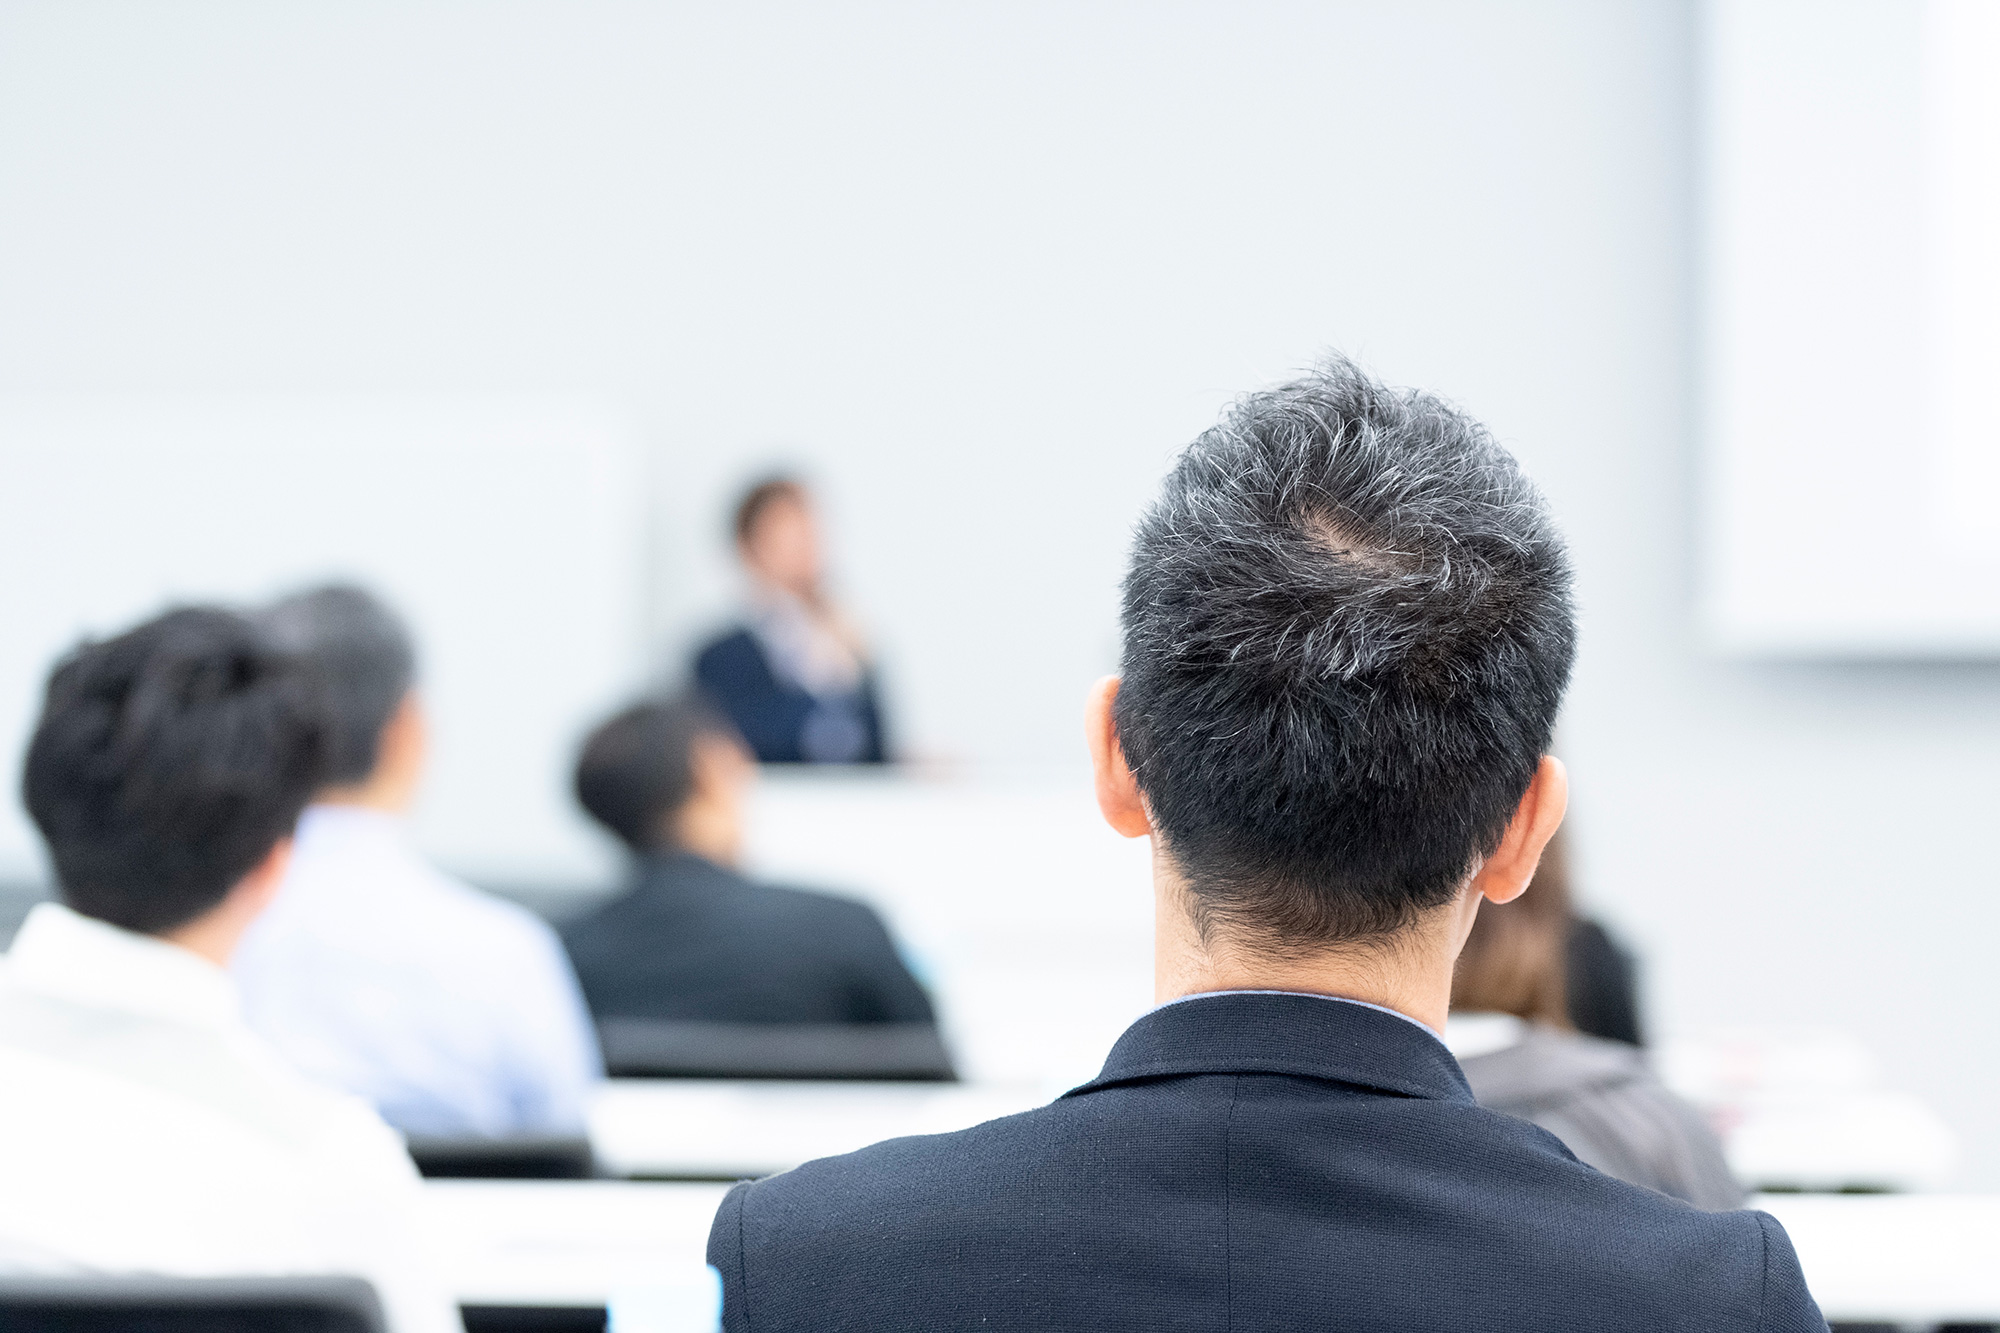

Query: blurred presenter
left=232, top=585, right=600, bottom=1140
left=693, top=475, right=889, bottom=764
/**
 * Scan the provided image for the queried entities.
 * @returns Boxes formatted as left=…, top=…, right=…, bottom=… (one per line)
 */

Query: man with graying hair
left=233, top=585, right=600, bottom=1140
left=707, top=359, right=1824, bottom=1331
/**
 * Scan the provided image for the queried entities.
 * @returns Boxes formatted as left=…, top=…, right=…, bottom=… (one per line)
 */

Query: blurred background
left=1, top=0, right=1997, bottom=1198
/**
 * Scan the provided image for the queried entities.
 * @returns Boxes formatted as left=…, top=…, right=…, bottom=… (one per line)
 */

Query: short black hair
left=260, top=584, right=416, bottom=787
left=1115, top=356, right=1575, bottom=946
left=575, top=692, right=734, bottom=852
left=22, top=606, right=329, bottom=935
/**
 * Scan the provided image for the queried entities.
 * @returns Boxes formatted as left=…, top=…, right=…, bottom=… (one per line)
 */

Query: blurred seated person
left=1567, top=913, right=1645, bottom=1046
left=693, top=476, right=889, bottom=763
left=232, top=586, right=600, bottom=1139
left=1448, top=829, right=1742, bottom=1209
left=561, top=693, right=935, bottom=1025
left=0, top=607, right=458, bottom=1333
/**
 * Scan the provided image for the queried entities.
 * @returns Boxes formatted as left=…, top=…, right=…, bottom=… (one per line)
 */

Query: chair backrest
left=0, top=1274, right=385, bottom=1333
left=404, top=1134, right=597, bottom=1179
left=598, top=1019, right=957, bottom=1081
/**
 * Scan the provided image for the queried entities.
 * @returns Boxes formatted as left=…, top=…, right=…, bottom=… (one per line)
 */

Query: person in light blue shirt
left=233, top=585, right=601, bottom=1139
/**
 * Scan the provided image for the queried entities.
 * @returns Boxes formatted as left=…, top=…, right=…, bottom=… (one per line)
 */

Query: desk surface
left=588, top=1079, right=1046, bottom=1179
left=429, top=1180, right=2000, bottom=1321
left=427, top=1180, right=728, bottom=1309
left=1756, top=1192, right=2000, bottom=1323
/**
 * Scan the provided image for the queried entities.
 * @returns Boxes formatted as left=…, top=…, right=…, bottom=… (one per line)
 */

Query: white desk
left=429, top=1180, right=2000, bottom=1323
left=427, top=1180, right=725, bottom=1309
left=589, top=1079, right=1045, bottom=1179
left=1754, top=1193, right=2000, bottom=1324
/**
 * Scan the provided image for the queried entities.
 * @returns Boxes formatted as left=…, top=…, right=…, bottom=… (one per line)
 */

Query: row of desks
left=429, top=1180, right=2000, bottom=1324
left=567, top=1079, right=2000, bottom=1323
left=589, top=1079, right=1043, bottom=1179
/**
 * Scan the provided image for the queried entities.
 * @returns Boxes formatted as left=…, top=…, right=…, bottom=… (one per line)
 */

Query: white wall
left=2, top=0, right=1997, bottom=1185
left=0, top=400, right=647, bottom=882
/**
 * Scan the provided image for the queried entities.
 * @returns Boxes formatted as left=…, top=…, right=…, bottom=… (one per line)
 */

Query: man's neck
left=1153, top=875, right=1479, bottom=1034
left=312, top=779, right=408, bottom=815
left=667, top=800, right=741, bottom=869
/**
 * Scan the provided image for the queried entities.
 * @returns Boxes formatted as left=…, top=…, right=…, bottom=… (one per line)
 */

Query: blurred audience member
left=0, top=608, right=458, bottom=1333
left=694, top=476, right=889, bottom=763
left=562, top=693, right=934, bottom=1025
left=233, top=586, right=599, bottom=1140
left=1449, top=829, right=1741, bottom=1208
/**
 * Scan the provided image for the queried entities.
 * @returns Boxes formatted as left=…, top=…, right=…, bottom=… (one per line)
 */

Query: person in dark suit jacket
left=693, top=476, right=888, bottom=764
left=1568, top=914, right=1646, bottom=1045
left=560, top=693, right=933, bottom=1026
left=707, top=358, right=1823, bottom=1331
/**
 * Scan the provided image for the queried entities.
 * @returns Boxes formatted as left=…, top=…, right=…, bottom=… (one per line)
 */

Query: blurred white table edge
left=1753, top=1192, right=2000, bottom=1323
left=587, top=1078, right=1049, bottom=1179
left=426, top=1179, right=2000, bottom=1321
left=426, top=1180, right=728, bottom=1309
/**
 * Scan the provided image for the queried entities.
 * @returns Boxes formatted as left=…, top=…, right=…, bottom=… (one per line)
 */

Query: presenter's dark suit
left=694, top=627, right=888, bottom=764
left=708, top=992, right=1824, bottom=1332
left=561, top=852, right=934, bottom=1025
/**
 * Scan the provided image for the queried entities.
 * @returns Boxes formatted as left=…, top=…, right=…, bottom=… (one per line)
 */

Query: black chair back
left=0, top=1274, right=384, bottom=1333
left=598, top=1018, right=957, bottom=1081
left=404, top=1135, right=596, bottom=1179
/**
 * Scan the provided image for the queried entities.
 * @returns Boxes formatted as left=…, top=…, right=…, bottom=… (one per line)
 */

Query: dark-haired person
left=560, top=693, right=934, bottom=1027
left=1448, top=828, right=1743, bottom=1210
left=692, top=476, right=889, bottom=763
left=0, top=607, right=460, bottom=1333
left=232, top=586, right=599, bottom=1139
left=705, top=360, right=1822, bottom=1331
left=1568, top=912, right=1647, bottom=1046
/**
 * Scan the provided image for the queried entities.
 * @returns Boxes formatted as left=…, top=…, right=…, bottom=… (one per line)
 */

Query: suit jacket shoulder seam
left=1224, top=1072, right=1240, bottom=1333
left=737, top=1180, right=755, bottom=1333
left=1755, top=1209, right=1771, bottom=1333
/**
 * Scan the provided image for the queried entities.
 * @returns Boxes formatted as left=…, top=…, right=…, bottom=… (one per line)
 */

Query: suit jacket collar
left=633, top=849, right=741, bottom=897
left=1065, top=990, right=1474, bottom=1105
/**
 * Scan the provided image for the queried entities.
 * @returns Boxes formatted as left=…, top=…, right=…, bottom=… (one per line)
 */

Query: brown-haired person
left=692, top=476, right=888, bottom=764
left=1449, top=829, right=1744, bottom=1210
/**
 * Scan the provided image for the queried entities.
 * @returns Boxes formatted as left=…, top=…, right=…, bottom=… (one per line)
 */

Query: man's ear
left=378, top=692, right=428, bottom=775
left=157, top=835, right=293, bottom=966
left=1470, top=756, right=1568, bottom=906
left=1085, top=676, right=1152, bottom=839
left=691, top=730, right=756, bottom=800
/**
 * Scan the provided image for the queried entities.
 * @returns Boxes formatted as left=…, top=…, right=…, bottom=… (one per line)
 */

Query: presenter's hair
left=22, top=607, right=328, bottom=934
left=733, top=475, right=807, bottom=546
left=574, top=691, right=736, bottom=852
left=261, top=584, right=416, bottom=786
left=1115, top=356, right=1575, bottom=946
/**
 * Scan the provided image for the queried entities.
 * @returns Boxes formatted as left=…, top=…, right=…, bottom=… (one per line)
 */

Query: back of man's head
left=574, top=692, right=732, bottom=853
left=22, top=606, right=329, bottom=935
left=261, top=584, right=416, bottom=787
left=1116, top=356, right=1575, bottom=947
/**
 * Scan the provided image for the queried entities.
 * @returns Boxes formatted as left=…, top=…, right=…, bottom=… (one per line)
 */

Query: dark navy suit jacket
left=693, top=627, right=888, bottom=764
left=708, top=992, right=1825, bottom=1332
left=560, top=852, right=934, bottom=1025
